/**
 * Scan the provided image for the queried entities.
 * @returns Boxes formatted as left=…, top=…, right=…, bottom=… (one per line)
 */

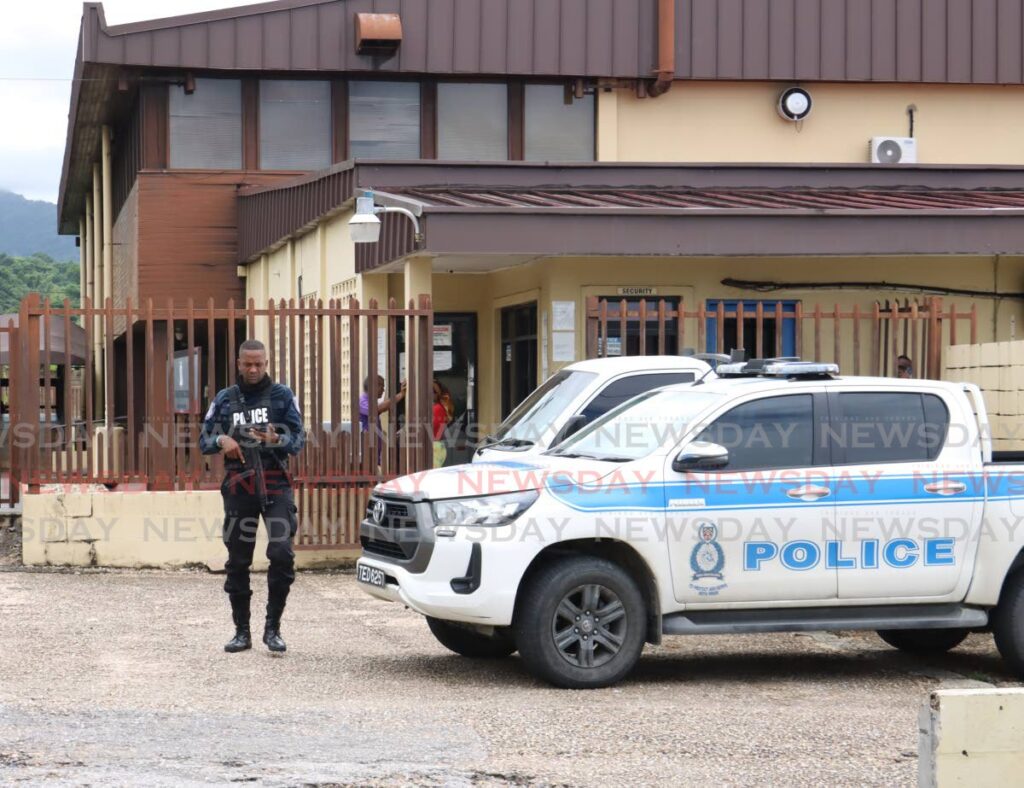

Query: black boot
left=224, top=595, right=252, bottom=653
left=263, top=601, right=287, bottom=653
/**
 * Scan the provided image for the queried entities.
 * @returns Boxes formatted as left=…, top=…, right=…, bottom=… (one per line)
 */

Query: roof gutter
left=647, top=0, right=675, bottom=97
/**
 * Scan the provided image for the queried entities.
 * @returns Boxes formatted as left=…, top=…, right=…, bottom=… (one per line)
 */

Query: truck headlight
left=432, top=490, right=539, bottom=527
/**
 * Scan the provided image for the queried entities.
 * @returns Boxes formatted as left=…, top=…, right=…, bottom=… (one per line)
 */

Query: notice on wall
left=552, top=301, right=576, bottom=332
left=433, top=324, right=453, bottom=347
left=433, top=350, right=453, bottom=371
left=552, top=332, right=576, bottom=362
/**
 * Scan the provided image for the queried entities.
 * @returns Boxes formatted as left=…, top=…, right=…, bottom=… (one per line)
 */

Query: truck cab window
left=579, top=373, right=696, bottom=424
left=695, top=394, right=815, bottom=471
left=832, top=392, right=949, bottom=464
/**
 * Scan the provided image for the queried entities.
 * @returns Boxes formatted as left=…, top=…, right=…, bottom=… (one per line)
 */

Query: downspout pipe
left=647, top=0, right=675, bottom=97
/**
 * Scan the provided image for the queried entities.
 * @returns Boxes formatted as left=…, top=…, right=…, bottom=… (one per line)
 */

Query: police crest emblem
left=690, top=522, right=725, bottom=581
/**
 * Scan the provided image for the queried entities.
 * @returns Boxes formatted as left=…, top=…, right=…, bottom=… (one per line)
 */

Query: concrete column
left=91, top=163, right=103, bottom=418
left=84, top=194, right=94, bottom=309
left=101, top=126, right=114, bottom=424
left=402, top=256, right=432, bottom=306
left=403, top=256, right=433, bottom=467
left=78, top=217, right=86, bottom=309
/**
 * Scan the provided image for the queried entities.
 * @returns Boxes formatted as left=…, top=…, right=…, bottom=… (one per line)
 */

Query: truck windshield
left=549, top=389, right=724, bottom=462
left=492, top=370, right=598, bottom=445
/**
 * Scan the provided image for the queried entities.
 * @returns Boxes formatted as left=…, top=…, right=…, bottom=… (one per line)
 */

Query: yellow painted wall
left=603, top=82, right=1024, bottom=164
left=439, top=254, right=1024, bottom=432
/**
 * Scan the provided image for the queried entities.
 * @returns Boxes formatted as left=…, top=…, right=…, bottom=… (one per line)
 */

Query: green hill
left=0, top=190, right=78, bottom=261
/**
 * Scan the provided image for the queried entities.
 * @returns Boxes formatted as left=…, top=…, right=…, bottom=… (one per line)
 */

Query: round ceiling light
left=778, top=87, right=812, bottom=122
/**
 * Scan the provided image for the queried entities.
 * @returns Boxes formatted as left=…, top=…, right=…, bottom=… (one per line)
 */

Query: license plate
left=356, top=562, right=387, bottom=589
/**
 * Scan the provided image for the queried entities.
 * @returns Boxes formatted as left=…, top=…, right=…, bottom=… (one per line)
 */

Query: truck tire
left=514, top=555, right=646, bottom=689
left=426, top=617, right=517, bottom=659
left=876, top=628, right=969, bottom=654
left=993, top=569, right=1024, bottom=677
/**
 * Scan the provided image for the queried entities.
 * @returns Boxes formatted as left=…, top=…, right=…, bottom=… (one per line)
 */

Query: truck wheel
left=993, top=569, right=1024, bottom=677
left=426, top=617, right=517, bottom=659
left=515, top=556, right=646, bottom=689
left=876, top=628, right=969, bottom=654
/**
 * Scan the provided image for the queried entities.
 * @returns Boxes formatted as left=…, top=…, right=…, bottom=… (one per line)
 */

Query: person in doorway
left=359, top=374, right=407, bottom=434
left=201, top=340, right=306, bottom=654
left=432, top=379, right=454, bottom=468
left=896, top=354, right=913, bottom=379
left=359, top=374, right=407, bottom=466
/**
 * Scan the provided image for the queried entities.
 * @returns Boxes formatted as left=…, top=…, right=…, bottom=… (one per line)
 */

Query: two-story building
left=59, top=0, right=1024, bottom=462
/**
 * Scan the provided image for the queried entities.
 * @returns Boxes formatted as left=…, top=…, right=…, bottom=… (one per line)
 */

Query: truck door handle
left=785, top=485, right=831, bottom=502
left=923, top=482, right=967, bottom=496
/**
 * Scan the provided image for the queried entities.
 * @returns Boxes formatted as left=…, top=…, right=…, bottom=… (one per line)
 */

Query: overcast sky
left=1, top=0, right=239, bottom=204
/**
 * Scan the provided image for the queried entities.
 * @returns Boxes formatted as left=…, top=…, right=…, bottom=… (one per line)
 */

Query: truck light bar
left=716, top=358, right=839, bottom=378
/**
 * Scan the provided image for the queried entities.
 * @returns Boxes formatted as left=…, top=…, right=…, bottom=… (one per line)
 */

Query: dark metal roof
left=235, top=161, right=1024, bottom=267
left=61, top=0, right=1024, bottom=232
left=79, top=0, right=1024, bottom=83
left=678, top=0, right=1024, bottom=84
left=394, top=186, right=1024, bottom=212
left=80, top=0, right=656, bottom=77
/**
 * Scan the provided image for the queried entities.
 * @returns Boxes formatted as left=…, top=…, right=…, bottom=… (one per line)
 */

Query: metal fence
left=584, top=295, right=977, bottom=379
left=8, top=293, right=434, bottom=548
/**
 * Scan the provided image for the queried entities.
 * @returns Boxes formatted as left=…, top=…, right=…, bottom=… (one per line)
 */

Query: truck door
left=666, top=391, right=836, bottom=604
left=828, top=389, right=981, bottom=600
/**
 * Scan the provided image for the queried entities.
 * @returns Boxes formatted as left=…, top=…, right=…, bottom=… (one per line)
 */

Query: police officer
left=201, top=339, right=305, bottom=654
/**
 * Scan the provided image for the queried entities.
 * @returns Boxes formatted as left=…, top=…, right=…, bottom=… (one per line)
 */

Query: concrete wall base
left=21, top=489, right=358, bottom=570
left=919, top=688, right=1024, bottom=786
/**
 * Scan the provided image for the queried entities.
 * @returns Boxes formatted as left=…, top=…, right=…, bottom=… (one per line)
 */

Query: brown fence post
left=928, top=296, right=943, bottom=379
left=584, top=296, right=598, bottom=358
left=18, top=294, right=41, bottom=493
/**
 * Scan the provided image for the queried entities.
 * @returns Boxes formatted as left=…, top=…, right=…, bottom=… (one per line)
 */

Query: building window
left=349, top=81, right=421, bottom=160
left=599, top=296, right=682, bottom=356
left=437, top=83, right=508, bottom=161
left=524, top=85, right=595, bottom=161
left=259, top=80, right=332, bottom=170
left=169, top=78, right=242, bottom=169
left=705, top=300, right=798, bottom=357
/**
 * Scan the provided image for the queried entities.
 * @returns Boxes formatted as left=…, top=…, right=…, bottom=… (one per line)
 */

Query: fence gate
left=0, top=317, right=18, bottom=508
left=585, top=295, right=977, bottom=379
left=8, top=293, right=434, bottom=549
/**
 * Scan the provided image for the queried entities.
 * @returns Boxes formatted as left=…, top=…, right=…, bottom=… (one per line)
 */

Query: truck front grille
left=360, top=496, right=421, bottom=561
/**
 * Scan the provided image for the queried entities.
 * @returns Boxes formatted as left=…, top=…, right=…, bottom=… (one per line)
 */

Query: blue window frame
left=705, top=300, right=798, bottom=357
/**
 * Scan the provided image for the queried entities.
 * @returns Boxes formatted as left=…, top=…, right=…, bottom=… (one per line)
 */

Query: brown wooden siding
left=135, top=171, right=298, bottom=309
left=139, top=84, right=168, bottom=169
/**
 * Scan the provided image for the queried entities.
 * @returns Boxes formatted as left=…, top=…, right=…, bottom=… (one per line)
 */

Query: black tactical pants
left=221, top=481, right=298, bottom=609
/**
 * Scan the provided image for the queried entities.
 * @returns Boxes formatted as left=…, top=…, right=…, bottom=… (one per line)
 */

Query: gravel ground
left=0, top=567, right=1019, bottom=787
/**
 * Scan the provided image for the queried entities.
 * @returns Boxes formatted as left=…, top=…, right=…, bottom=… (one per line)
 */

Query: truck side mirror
left=552, top=414, right=588, bottom=446
left=672, top=441, right=729, bottom=472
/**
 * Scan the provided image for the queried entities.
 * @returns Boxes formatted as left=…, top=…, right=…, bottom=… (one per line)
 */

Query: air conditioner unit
left=870, top=136, right=917, bottom=165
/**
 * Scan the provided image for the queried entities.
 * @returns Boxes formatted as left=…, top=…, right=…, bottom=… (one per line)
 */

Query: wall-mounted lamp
left=349, top=190, right=423, bottom=246
left=778, top=87, right=812, bottom=122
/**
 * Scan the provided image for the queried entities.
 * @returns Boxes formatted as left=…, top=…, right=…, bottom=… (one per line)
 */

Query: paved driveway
left=0, top=568, right=1018, bottom=786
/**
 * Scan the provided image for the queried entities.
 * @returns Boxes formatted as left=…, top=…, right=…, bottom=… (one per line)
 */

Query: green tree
left=0, top=253, right=81, bottom=314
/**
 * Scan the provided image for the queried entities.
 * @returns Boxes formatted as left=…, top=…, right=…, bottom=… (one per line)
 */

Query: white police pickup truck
left=357, top=359, right=1024, bottom=688
left=474, top=354, right=718, bottom=462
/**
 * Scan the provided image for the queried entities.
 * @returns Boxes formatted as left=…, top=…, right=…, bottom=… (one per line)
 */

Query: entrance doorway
left=501, top=302, right=538, bottom=419
left=433, top=313, right=477, bottom=465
